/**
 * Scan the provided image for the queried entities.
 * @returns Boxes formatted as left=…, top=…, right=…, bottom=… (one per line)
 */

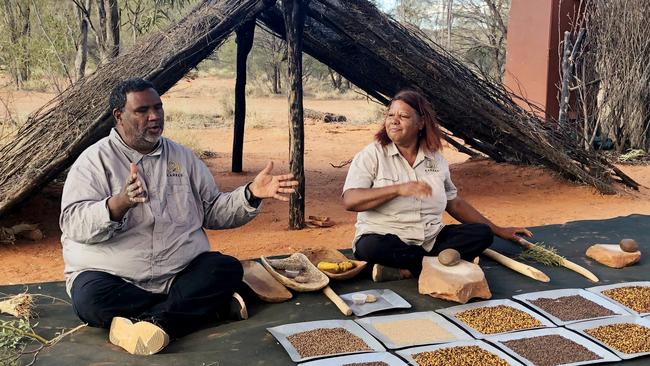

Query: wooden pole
left=283, top=0, right=309, bottom=229
left=483, top=248, right=550, bottom=283
left=232, top=20, right=256, bottom=173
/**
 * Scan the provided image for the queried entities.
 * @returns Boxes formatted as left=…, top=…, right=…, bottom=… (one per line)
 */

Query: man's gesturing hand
left=249, top=161, right=299, bottom=202
left=108, top=163, right=147, bottom=221
left=122, top=163, right=147, bottom=207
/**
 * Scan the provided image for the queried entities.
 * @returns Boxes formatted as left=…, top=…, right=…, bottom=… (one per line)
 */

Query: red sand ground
left=1, top=77, right=648, bottom=286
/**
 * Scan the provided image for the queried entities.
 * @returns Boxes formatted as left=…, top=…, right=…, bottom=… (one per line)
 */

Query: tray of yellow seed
left=513, top=288, right=630, bottom=326
left=267, top=319, right=385, bottom=362
left=298, top=351, right=408, bottom=365
left=586, top=281, right=650, bottom=316
left=436, top=299, right=554, bottom=339
left=487, top=327, right=620, bottom=366
left=566, top=315, right=650, bottom=360
left=395, top=339, right=524, bottom=366
left=355, top=311, right=472, bottom=349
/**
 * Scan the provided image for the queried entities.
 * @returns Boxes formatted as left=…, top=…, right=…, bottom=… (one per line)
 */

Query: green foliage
left=0, top=318, right=32, bottom=354
left=618, top=149, right=646, bottom=162
left=519, top=243, right=565, bottom=267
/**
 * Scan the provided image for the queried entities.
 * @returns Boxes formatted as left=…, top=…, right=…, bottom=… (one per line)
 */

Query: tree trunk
left=271, top=65, right=281, bottom=94
left=232, top=20, right=255, bottom=173
left=75, top=0, right=91, bottom=80
left=283, top=0, right=308, bottom=230
left=105, top=0, right=120, bottom=58
left=95, top=0, right=108, bottom=60
left=18, top=2, right=30, bottom=83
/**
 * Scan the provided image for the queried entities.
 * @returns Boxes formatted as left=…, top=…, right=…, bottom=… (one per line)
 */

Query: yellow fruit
left=317, top=261, right=356, bottom=273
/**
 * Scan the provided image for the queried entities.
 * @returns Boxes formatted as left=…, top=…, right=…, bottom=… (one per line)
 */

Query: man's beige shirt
left=60, top=129, right=260, bottom=296
left=343, top=141, right=457, bottom=251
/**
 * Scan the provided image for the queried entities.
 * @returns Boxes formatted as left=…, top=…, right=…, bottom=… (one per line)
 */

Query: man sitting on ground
left=60, top=78, right=297, bottom=355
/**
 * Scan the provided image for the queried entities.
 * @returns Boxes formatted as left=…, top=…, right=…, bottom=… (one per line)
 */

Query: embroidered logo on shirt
left=424, top=159, right=439, bottom=173
left=167, top=161, right=184, bottom=177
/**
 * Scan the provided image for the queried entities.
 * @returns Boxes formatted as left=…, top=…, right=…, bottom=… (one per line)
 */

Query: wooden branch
left=516, top=237, right=599, bottom=282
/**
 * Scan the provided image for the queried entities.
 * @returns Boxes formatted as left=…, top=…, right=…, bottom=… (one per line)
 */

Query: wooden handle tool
left=517, top=237, right=599, bottom=282
left=483, top=248, right=550, bottom=282
left=322, top=286, right=352, bottom=316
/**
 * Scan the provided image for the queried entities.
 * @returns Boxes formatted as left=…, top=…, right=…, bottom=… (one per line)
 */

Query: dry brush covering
left=258, top=0, right=637, bottom=193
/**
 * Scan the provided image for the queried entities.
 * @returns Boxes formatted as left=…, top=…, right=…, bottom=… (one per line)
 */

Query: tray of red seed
left=267, top=319, right=385, bottom=362
left=298, top=351, right=408, bottom=365
left=513, top=288, right=630, bottom=326
left=566, top=315, right=650, bottom=360
left=436, top=299, right=555, bottom=339
left=486, top=327, right=620, bottom=366
left=586, top=281, right=650, bottom=316
left=395, top=339, right=523, bottom=366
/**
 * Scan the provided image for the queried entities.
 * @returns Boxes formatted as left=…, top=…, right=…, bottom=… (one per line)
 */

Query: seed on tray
left=585, top=323, right=650, bottom=354
left=455, top=305, right=542, bottom=334
left=529, top=295, right=615, bottom=321
left=413, top=345, right=509, bottom=366
left=287, top=327, right=371, bottom=358
left=602, top=286, right=650, bottom=313
left=373, top=318, right=454, bottom=346
left=502, top=334, right=601, bottom=366
left=343, top=363, right=389, bottom=366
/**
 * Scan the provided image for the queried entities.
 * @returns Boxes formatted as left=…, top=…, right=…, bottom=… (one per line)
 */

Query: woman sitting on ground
left=342, top=89, right=532, bottom=282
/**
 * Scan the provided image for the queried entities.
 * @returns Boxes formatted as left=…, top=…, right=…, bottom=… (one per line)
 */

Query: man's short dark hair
left=109, top=78, right=156, bottom=111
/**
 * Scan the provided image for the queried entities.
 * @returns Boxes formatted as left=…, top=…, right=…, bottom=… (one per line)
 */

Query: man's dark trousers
left=71, top=251, right=242, bottom=338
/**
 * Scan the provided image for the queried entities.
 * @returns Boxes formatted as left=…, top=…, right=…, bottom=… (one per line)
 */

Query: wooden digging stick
left=483, top=248, right=550, bottom=282
left=516, top=237, right=599, bottom=282
left=323, top=286, right=352, bottom=316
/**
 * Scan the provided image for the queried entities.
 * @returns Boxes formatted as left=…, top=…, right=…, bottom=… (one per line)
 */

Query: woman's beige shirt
left=343, top=141, right=457, bottom=251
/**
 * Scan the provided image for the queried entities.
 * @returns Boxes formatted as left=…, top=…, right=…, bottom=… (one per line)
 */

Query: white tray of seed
left=566, top=315, right=650, bottom=360
left=355, top=311, right=472, bottom=349
left=396, top=339, right=524, bottom=366
left=486, top=327, right=620, bottom=366
left=586, top=281, right=650, bottom=316
left=267, top=319, right=385, bottom=363
left=340, top=289, right=411, bottom=316
left=299, top=351, right=408, bottom=365
left=436, top=299, right=555, bottom=339
left=513, top=288, right=631, bottom=326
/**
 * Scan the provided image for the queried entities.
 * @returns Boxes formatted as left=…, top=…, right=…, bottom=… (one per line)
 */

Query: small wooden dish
left=301, top=248, right=367, bottom=280
left=260, top=253, right=329, bottom=292
left=242, top=260, right=292, bottom=303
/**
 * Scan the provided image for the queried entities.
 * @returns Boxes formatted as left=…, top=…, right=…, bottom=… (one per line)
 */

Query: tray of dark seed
left=486, top=327, right=620, bottom=366
left=586, top=281, right=650, bottom=316
left=267, top=319, right=385, bottom=362
left=436, top=299, right=555, bottom=339
left=298, top=351, right=408, bottom=365
left=566, top=315, right=650, bottom=360
left=395, top=339, right=524, bottom=366
left=513, top=288, right=630, bottom=326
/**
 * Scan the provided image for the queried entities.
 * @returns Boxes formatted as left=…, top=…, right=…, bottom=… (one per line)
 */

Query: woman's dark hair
left=375, top=89, right=443, bottom=152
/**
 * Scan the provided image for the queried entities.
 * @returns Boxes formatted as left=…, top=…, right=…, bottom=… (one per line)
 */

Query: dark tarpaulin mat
left=2, top=214, right=649, bottom=365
